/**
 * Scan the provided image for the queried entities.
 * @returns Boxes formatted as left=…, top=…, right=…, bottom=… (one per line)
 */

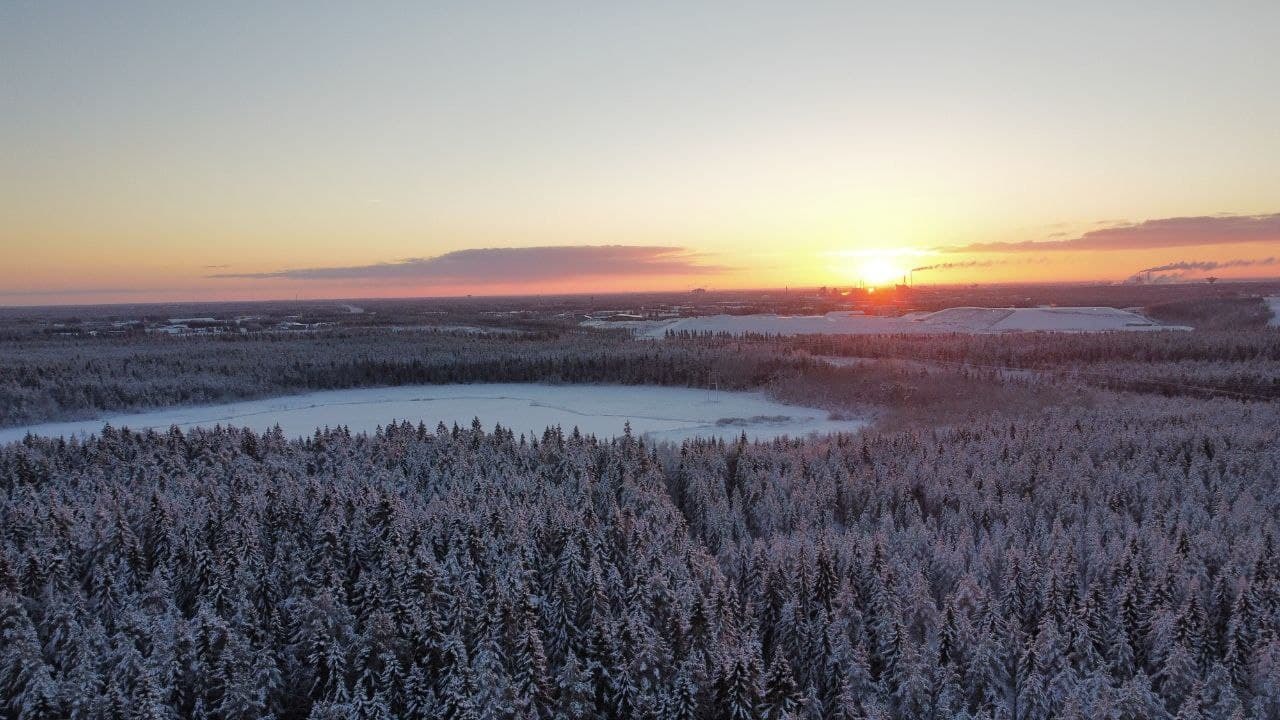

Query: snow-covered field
left=383, top=324, right=529, bottom=335
left=0, top=384, right=866, bottom=445
left=1267, top=297, right=1280, bottom=326
left=596, top=306, right=1190, bottom=338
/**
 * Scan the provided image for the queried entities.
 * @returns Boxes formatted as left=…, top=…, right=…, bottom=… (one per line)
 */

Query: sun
left=859, top=258, right=904, bottom=287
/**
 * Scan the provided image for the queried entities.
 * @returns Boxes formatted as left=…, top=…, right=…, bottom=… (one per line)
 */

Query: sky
left=2, top=1, right=1278, bottom=305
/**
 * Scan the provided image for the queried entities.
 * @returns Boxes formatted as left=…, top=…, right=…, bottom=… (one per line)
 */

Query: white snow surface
left=622, top=306, right=1188, bottom=338
left=0, top=384, right=866, bottom=445
left=1267, top=297, right=1280, bottom=327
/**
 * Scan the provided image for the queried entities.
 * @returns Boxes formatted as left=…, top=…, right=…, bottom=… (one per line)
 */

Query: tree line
left=0, top=330, right=795, bottom=428
left=6, top=325, right=1279, bottom=431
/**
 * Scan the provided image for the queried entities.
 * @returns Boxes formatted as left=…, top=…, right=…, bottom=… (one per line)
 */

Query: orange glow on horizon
left=857, top=258, right=906, bottom=287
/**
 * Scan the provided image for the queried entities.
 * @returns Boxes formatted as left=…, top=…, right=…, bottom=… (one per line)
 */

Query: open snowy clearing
left=589, top=306, right=1191, bottom=338
left=1267, top=297, right=1280, bottom=326
left=0, top=384, right=867, bottom=445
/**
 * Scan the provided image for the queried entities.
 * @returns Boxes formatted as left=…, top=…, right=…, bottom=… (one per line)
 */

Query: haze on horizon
left=2, top=1, right=1278, bottom=306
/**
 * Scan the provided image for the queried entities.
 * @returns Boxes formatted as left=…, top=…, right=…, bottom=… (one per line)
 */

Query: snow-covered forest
left=669, top=331, right=1280, bottom=402
left=3, top=299, right=1280, bottom=718
left=0, top=331, right=793, bottom=428
left=4, top=323, right=1279, bottom=430
left=2, top=393, right=1278, bottom=718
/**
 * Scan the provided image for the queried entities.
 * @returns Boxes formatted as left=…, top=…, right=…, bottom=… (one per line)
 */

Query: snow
left=1267, top=297, right=1280, bottom=327
left=0, top=384, right=867, bottom=445
left=380, top=324, right=529, bottom=335
left=423, top=325, right=528, bottom=335
left=581, top=318, right=673, bottom=334
left=619, top=306, right=1189, bottom=338
left=919, top=306, right=1173, bottom=332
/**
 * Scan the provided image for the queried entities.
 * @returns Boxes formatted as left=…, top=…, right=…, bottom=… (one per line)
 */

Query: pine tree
left=554, top=650, right=595, bottom=720
left=403, top=662, right=438, bottom=720
left=437, top=645, right=480, bottom=720
left=1197, top=663, right=1241, bottom=720
left=1222, top=593, right=1256, bottom=688
left=1157, top=643, right=1199, bottom=712
left=510, top=611, right=553, bottom=719
left=761, top=655, right=800, bottom=720
left=714, top=653, right=761, bottom=720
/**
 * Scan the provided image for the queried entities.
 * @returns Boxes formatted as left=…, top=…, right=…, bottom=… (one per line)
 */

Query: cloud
left=939, top=213, right=1280, bottom=253
left=212, top=245, right=727, bottom=283
left=0, top=287, right=152, bottom=298
left=202, top=264, right=231, bottom=270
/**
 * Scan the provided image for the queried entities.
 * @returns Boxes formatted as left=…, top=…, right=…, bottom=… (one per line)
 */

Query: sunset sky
left=2, top=1, right=1278, bottom=305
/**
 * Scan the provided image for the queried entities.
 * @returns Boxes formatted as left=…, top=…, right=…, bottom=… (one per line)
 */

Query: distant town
left=7, top=278, right=1278, bottom=339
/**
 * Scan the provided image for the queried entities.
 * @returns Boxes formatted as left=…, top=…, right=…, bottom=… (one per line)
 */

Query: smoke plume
left=1138, top=257, right=1276, bottom=274
left=911, top=260, right=999, bottom=273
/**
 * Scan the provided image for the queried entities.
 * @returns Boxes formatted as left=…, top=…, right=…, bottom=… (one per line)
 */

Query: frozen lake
left=0, top=384, right=867, bottom=445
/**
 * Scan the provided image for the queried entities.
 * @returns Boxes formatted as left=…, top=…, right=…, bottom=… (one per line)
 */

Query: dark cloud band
left=939, top=213, right=1280, bottom=253
left=212, top=245, right=726, bottom=283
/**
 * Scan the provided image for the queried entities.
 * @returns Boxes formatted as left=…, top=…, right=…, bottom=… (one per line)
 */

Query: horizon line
left=4, top=277, right=1280, bottom=310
